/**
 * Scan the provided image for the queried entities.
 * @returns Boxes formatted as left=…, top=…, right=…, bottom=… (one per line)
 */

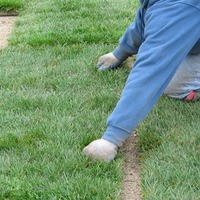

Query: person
left=83, top=0, right=200, bottom=162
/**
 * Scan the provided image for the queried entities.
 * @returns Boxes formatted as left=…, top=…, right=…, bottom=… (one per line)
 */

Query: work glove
left=97, top=52, right=123, bottom=71
left=82, top=139, right=118, bottom=162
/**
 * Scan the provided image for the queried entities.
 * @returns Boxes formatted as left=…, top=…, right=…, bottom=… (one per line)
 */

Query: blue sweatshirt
left=141, top=0, right=200, bottom=8
left=102, top=0, right=200, bottom=146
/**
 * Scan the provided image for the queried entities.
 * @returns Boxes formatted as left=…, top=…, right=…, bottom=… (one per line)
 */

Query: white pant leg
left=164, top=54, right=200, bottom=99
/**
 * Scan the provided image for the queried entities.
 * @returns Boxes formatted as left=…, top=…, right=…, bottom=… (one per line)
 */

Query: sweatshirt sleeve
left=102, top=2, right=200, bottom=147
left=113, top=7, right=144, bottom=61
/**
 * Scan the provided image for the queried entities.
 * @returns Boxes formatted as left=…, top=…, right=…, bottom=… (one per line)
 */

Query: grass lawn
left=1, top=0, right=200, bottom=199
left=0, top=0, right=24, bottom=11
left=139, top=98, right=200, bottom=199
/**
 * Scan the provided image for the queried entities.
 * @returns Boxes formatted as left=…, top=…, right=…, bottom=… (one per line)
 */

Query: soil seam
left=120, top=132, right=142, bottom=200
left=0, top=16, right=17, bottom=49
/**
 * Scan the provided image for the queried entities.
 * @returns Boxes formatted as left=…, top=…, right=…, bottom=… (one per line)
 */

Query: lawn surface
left=1, top=0, right=200, bottom=199
left=0, top=0, right=136, bottom=199
left=0, top=0, right=24, bottom=11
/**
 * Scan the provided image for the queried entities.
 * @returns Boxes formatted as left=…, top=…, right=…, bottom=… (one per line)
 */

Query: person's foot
left=97, top=52, right=123, bottom=71
left=184, top=90, right=200, bottom=101
left=82, top=139, right=118, bottom=162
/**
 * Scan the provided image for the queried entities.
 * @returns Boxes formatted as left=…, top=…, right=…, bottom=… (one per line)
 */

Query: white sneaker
left=82, top=139, right=118, bottom=162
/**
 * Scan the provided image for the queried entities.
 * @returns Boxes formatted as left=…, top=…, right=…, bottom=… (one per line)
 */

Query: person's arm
left=97, top=7, right=144, bottom=71
left=113, top=7, right=144, bottom=61
left=83, top=2, right=200, bottom=162
left=103, top=3, right=200, bottom=147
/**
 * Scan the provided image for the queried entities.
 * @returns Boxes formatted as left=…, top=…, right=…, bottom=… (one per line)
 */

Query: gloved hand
left=82, top=139, right=118, bottom=162
left=97, top=52, right=123, bottom=71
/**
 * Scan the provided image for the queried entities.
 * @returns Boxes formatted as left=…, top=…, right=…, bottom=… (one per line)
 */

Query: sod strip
left=0, top=0, right=136, bottom=198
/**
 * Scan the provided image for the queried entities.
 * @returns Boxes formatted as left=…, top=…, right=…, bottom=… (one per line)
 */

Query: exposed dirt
left=119, top=58, right=142, bottom=200
left=126, top=56, right=135, bottom=70
left=0, top=16, right=17, bottom=49
left=120, top=132, right=142, bottom=200
left=0, top=10, right=18, bottom=17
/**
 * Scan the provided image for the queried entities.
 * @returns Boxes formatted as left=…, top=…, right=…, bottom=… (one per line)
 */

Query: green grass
left=0, top=0, right=135, bottom=199
left=0, top=44, right=130, bottom=199
left=139, top=98, right=200, bottom=199
left=1, top=0, right=200, bottom=199
left=0, top=0, right=24, bottom=11
left=10, top=0, right=137, bottom=46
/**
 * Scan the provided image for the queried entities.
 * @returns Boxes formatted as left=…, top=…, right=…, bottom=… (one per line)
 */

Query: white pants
left=164, top=54, right=200, bottom=99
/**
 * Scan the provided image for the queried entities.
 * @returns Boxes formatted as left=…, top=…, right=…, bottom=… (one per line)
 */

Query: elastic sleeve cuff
left=102, top=125, right=130, bottom=147
left=112, top=46, right=131, bottom=61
